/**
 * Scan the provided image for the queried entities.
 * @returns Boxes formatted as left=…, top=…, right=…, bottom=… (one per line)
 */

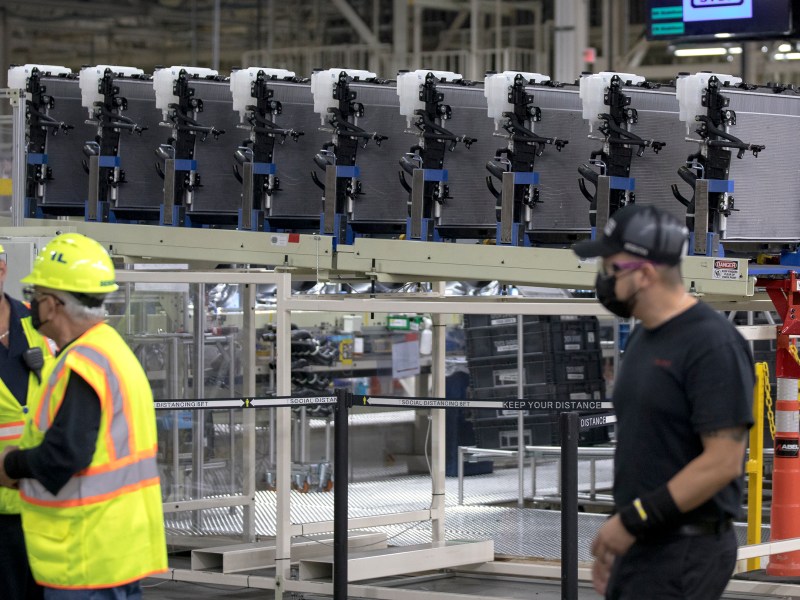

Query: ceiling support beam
left=331, top=0, right=380, bottom=47
left=393, top=0, right=408, bottom=76
left=554, top=0, right=589, bottom=82
left=436, top=9, right=469, bottom=51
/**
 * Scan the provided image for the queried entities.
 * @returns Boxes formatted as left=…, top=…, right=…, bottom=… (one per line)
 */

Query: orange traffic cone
left=767, top=377, right=800, bottom=576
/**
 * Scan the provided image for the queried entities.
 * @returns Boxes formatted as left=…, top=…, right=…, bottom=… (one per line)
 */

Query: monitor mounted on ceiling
left=647, top=0, right=799, bottom=41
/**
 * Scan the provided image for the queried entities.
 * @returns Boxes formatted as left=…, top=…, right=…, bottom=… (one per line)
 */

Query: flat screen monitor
left=647, top=0, right=796, bottom=41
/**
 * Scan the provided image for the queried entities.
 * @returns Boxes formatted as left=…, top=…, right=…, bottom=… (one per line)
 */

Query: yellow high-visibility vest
left=0, top=307, right=52, bottom=515
left=19, top=322, right=167, bottom=589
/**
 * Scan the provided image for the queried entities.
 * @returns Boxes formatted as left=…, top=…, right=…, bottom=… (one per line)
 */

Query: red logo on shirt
left=654, top=358, right=672, bottom=368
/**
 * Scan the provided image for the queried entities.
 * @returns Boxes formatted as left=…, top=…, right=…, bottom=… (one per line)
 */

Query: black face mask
left=30, top=297, right=49, bottom=331
left=595, top=272, right=639, bottom=319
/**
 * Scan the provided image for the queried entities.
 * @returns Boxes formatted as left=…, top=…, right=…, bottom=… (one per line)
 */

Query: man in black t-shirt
left=573, top=205, right=754, bottom=600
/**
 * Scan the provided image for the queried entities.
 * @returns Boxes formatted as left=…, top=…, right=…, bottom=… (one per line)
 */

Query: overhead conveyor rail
left=0, top=220, right=756, bottom=303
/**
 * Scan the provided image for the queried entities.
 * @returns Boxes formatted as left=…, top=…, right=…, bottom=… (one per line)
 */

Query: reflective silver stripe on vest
left=36, top=346, right=131, bottom=461
left=69, top=347, right=131, bottom=461
left=37, top=356, right=70, bottom=431
left=0, top=424, right=24, bottom=439
left=20, top=456, right=158, bottom=505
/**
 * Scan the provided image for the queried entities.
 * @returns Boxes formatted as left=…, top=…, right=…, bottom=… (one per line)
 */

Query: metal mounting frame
left=762, top=272, right=800, bottom=379
left=0, top=220, right=756, bottom=300
left=1, top=88, right=26, bottom=228
left=0, top=178, right=767, bottom=600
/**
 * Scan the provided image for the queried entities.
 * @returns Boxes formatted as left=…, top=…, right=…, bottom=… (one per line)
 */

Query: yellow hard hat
left=21, top=233, right=118, bottom=294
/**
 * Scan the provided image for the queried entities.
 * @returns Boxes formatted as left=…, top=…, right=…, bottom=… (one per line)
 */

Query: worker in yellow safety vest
left=0, top=242, right=53, bottom=600
left=0, top=233, right=167, bottom=599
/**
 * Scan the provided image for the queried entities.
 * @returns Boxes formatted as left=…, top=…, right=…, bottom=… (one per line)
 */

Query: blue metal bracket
left=319, top=212, right=354, bottom=248
left=706, top=179, right=734, bottom=194
left=84, top=200, right=110, bottom=223
left=751, top=266, right=799, bottom=275
left=687, top=232, right=724, bottom=257
left=254, top=162, right=277, bottom=176
left=406, top=217, right=441, bottom=242
left=98, top=156, right=121, bottom=168
left=422, top=169, right=447, bottom=182
left=27, top=153, right=47, bottom=165
left=513, top=171, right=539, bottom=185
left=159, top=205, right=190, bottom=227
left=174, top=159, right=197, bottom=172
left=494, top=223, right=531, bottom=247
left=609, top=176, right=635, bottom=191
left=237, top=208, right=265, bottom=232
left=24, top=198, right=43, bottom=219
left=335, top=165, right=360, bottom=178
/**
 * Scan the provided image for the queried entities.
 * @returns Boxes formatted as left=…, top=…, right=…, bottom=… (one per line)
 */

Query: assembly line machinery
left=12, top=63, right=800, bottom=252
left=3, top=63, right=800, bottom=599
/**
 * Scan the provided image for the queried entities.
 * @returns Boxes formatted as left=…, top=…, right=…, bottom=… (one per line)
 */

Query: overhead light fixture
left=715, top=33, right=733, bottom=39
left=783, top=52, right=800, bottom=60
left=674, top=47, right=733, bottom=57
left=674, top=46, right=743, bottom=57
left=775, top=52, right=786, bottom=60
left=778, top=43, right=792, bottom=52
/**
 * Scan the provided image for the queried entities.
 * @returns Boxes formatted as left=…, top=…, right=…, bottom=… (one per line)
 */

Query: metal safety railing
left=457, top=444, right=615, bottom=507
left=358, top=393, right=594, bottom=600
left=155, top=391, right=592, bottom=600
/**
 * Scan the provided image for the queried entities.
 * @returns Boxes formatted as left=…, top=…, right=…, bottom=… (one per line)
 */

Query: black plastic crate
left=472, top=414, right=556, bottom=449
left=465, top=316, right=600, bottom=358
left=465, top=328, right=494, bottom=358
left=469, top=352, right=603, bottom=390
left=551, top=351, right=603, bottom=384
left=471, top=382, right=555, bottom=403
left=557, top=380, right=606, bottom=402
left=469, top=355, right=554, bottom=388
left=464, top=314, right=546, bottom=328
left=465, top=314, right=511, bottom=328
left=490, top=324, right=547, bottom=356
left=547, top=318, right=600, bottom=352
left=465, top=323, right=547, bottom=360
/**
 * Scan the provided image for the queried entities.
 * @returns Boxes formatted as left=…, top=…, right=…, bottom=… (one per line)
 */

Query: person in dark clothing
left=573, top=205, right=754, bottom=600
left=0, top=244, right=52, bottom=600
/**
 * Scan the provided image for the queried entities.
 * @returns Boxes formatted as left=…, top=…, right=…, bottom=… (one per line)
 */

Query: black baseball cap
left=572, top=205, right=688, bottom=266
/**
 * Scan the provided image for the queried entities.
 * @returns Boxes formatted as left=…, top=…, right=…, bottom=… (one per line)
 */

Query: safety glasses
left=22, top=286, right=64, bottom=306
left=600, top=260, right=654, bottom=277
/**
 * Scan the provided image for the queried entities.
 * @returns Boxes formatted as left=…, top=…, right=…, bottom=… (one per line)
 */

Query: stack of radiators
left=23, top=69, right=800, bottom=245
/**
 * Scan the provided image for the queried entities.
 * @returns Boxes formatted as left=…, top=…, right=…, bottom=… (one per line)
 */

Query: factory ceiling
left=2, top=0, right=449, bottom=79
